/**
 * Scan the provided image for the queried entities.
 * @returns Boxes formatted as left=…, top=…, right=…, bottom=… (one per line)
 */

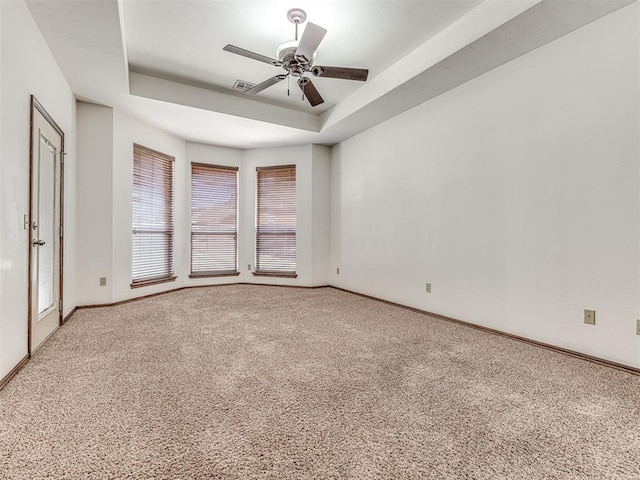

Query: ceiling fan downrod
left=287, top=8, right=307, bottom=41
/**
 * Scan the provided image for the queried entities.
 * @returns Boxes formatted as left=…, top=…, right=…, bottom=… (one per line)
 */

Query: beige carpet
left=1, top=285, right=639, bottom=479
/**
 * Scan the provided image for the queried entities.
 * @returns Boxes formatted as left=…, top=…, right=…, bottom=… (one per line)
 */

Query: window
left=255, top=165, right=296, bottom=277
left=190, top=163, right=239, bottom=276
left=131, top=144, right=175, bottom=287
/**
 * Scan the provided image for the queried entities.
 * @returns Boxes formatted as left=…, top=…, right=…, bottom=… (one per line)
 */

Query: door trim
left=28, top=95, right=65, bottom=356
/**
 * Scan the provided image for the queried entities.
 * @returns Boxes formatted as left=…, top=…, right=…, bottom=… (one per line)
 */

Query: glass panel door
left=37, top=135, right=56, bottom=316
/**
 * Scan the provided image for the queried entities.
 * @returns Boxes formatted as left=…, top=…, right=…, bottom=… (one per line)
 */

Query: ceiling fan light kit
left=223, top=8, right=369, bottom=107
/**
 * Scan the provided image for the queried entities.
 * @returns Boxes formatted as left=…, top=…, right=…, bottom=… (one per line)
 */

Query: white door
left=30, top=102, right=63, bottom=353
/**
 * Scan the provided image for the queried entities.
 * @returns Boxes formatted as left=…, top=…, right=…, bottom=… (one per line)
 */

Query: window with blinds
left=255, top=165, right=297, bottom=277
left=131, top=144, right=175, bottom=287
left=190, top=163, right=239, bottom=276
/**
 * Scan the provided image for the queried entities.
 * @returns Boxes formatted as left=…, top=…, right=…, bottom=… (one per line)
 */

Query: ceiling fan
left=223, top=8, right=369, bottom=107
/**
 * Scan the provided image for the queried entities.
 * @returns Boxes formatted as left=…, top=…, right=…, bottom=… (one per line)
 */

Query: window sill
left=130, top=276, right=177, bottom=289
left=189, top=271, right=240, bottom=279
left=253, top=271, right=298, bottom=279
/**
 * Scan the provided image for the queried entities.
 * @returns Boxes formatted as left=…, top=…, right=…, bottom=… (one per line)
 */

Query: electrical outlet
left=584, top=309, right=596, bottom=325
left=99, top=277, right=107, bottom=287
left=336, top=267, right=340, bottom=275
left=636, top=319, right=640, bottom=336
left=247, top=264, right=251, bottom=271
left=425, top=283, right=431, bottom=293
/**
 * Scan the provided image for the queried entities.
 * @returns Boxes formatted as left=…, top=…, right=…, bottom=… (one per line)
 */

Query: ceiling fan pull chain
left=288, top=75, right=290, bottom=96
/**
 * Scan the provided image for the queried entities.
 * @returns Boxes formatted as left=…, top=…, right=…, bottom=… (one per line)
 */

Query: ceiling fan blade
left=245, top=75, right=287, bottom=95
left=311, top=66, right=369, bottom=82
left=223, top=44, right=281, bottom=66
left=295, top=22, right=327, bottom=64
left=297, top=77, right=324, bottom=107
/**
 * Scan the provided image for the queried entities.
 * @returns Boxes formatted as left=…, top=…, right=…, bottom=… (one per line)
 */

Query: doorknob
left=33, top=239, right=46, bottom=246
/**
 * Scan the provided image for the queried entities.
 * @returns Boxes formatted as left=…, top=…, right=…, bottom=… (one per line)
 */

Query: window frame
left=130, top=143, right=176, bottom=288
left=189, top=162, right=240, bottom=278
left=254, top=164, right=297, bottom=278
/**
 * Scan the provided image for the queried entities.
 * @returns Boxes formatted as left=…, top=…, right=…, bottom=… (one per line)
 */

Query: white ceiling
left=25, top=0, right=635, bottom=149
left=122, top=0, right=483, bottom=114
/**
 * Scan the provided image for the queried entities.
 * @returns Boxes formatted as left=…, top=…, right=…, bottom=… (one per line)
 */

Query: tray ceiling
left=25, top=0, right=635, bottom=148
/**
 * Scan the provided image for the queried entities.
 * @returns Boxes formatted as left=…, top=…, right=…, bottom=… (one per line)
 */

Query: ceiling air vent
left=233, top=80, right=255, bottom=92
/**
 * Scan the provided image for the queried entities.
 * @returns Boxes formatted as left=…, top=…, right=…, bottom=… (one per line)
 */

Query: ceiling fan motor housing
left=277, top=41, right=314, bottom=77
left=276, top=41, right=298, bottom=61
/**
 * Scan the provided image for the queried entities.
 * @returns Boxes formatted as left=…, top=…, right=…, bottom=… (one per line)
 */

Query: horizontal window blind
left=132, top=144, right=175, bottom=285
left=191, top=163, right=239, bottom=275
left=256, top=165, right=296, bottom=275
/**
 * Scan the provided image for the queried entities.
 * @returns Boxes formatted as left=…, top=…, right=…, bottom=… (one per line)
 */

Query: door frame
left=28, top=95, right=65, bottom=356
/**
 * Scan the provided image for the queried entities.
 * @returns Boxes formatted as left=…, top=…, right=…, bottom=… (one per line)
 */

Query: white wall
left=111, top=112, right=187, bottom=302
left=241, top=144, right=331, bottom=287
left=75, top=108, right=188, bottom=304
left=183, top=142, right=331, bottom=288
left=75, top=114, right=332, bottom=305
left=76, top=103, right=114, bottom=304
left=330, top=5, right=640, bottom=368
left=184, top=142, right=243, bottom=288
left=311, top=145, right=331, bottom=286
left=242, top=145, right=313, bottom=285
left=0, top=0, right=77, bottom=379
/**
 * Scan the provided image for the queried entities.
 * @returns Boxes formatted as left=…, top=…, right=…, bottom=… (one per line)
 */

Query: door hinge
left=60, top=151, right=66, bottom=164
left=58, top=300, right=63, bottom=312
left=59, top=226, right=63, bottom=238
